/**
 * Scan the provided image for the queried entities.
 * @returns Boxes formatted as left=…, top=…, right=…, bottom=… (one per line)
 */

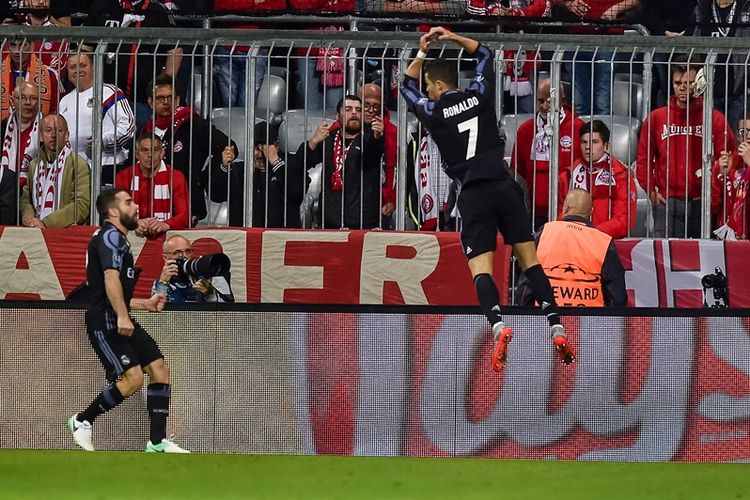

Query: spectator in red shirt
left=559, top=119, right=637, bottom=239
left=637, top=59, right=734, bottom=238
left=712, top=116, right=750, bottom=240
left=115, top=132, right=189, bottom=236
left=511, top=78, right=584, bottom=229
left=359, top=83, right=397, bottom=225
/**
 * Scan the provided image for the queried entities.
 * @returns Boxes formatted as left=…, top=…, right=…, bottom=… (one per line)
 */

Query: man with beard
left=20, top=114, right=91, bottom=228
left=67, top=188, right=189, bottom=453
left=304, top=94, right=385, bottom=229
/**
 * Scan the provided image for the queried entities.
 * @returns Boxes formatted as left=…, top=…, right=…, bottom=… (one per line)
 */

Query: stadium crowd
left=0, top=0, right=749, bottom=242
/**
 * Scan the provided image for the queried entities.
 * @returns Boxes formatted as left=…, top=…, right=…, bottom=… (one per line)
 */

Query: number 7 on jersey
left=457, top=116, right=478, bottom=160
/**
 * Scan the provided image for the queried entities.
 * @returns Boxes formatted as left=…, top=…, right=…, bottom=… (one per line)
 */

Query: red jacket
left=115, top=162, right=190, bottom=230
left=511, top=108, right=584, bottom=215
left=560, top=153, right=637, bottom=239
left=637, top=96, right=734, bottom=200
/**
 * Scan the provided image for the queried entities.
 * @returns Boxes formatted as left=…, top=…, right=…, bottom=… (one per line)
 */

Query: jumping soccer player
left=67, top=188, right=189, bottom=453
left=400, top=27, right=575, bottom=371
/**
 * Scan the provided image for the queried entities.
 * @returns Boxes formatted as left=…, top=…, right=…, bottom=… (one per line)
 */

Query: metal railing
left=2, top=25, right=750, bottom=241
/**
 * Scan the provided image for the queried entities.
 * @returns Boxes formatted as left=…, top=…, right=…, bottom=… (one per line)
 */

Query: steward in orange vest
left=518, top=189, right=627, bottom=307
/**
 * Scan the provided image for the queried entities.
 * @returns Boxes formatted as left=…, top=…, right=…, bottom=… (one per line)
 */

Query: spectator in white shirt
left=59, top=47, right=135, bottom=187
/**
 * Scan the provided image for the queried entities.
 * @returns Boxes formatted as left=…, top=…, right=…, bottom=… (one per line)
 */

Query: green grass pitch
left=0, top=450, right=747, bottom=499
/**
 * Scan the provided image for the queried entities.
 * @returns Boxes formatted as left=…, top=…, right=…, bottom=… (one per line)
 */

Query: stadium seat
left=191, top=72, right=202, bottom=111
left=614, top=72, right=643, bottom=85
left=278, top=109, right=336, bottom=153
left=500, top=113, right=534, bottom=157
left=268, top=65, right=288, bottom=81
left=611, top=80, right=643, bottom=118
left=257, top=74, right=287, bottom=117
left=211, top=112, right=266, bottom=160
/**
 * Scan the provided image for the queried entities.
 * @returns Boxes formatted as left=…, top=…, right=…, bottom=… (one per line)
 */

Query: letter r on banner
left=360, top=232, right=439, bottom=304
left=261, top=231, right=350, bottom=302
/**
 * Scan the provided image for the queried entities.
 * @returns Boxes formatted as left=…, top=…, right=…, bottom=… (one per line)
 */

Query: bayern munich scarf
left=128, top=160, right=173, bottom=221
left=1, top=109, right=39, bottom=180
left=532, top=107, right=566, bottom=161
left=331, top=128, right=353, bottom=192
left=143, top=106, right=196, bottom=135
left=32, top=141, right=73, bottom=220
left=416, top=133, right=451, bottom=230
left=570, top=153, right=615, bottom=190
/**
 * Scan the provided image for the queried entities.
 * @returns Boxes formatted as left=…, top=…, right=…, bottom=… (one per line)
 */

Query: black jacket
left=517, top=215, right=628, bottom=307
left=303, top=126, right=385, bottom=230
left=209, top=153, right=304, bottom=228
left=0, top=167, right=17, bottom=225
left=157, top=114, right=235, bottom=222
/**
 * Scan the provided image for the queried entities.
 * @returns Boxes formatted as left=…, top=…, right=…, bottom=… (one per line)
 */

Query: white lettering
left=261, top=231, right=349, bottom=302
left=359, top=232, right=440, bottom=304
left=0, top=228, right=64, bottom=299
left=442, top=96, right=480, bottom=119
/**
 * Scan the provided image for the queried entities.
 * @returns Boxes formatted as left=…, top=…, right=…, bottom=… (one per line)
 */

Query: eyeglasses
left=154, top=94, right=174, bottom=103
left=166, top=249, right=193, bottom=258
left=363, top=103, right=381, bottom=112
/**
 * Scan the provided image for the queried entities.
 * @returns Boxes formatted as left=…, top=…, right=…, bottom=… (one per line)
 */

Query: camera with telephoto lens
left=174, top=253, right=231, bottom=282
left=701, top=267, right=728, bottom=308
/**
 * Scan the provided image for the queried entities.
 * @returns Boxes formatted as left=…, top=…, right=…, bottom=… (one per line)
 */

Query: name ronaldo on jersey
left=443, top=96, right=480, bottom=118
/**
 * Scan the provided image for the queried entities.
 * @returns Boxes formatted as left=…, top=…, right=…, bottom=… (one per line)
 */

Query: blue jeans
left=214, top=46, right=268, bottom=108
left=295, top=58, right=344, bottom=111
left=564, top=51, right=614, bottom=116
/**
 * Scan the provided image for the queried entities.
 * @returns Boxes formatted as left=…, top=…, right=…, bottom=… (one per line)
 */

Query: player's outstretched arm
left=404, top=32, right=437, bottom=80
left=131, top=294, right=167, bottom=313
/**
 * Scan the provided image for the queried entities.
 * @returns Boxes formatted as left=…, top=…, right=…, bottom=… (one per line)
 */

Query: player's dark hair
left=580, top=119, right=610, bottom=143
left=96, top=188, right=127, bottom=223
left=336, top=94, right=361, bottom=114
left=423, top=60, right=458, bottom=88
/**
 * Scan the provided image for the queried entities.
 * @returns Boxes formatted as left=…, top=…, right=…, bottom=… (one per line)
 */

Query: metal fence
left=2, top=25, right=750, bottom=240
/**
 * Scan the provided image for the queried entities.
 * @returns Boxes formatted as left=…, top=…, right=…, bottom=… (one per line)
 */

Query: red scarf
left=331, top=128, right=353, bottom=192
left=143, top=106, right=196, bottom=134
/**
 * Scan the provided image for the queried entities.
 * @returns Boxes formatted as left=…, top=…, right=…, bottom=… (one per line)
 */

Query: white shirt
left=59, top=84, right=135, bottom=166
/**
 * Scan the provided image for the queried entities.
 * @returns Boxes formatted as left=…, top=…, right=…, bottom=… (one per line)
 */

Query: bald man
left=153, top=234, right=234, bottom=303
left=510, top=78, right=585, bottom=230
left=518, top=189, right=627, bottom=307
left=358, top=83, right=398, bottom=220
left=20, top=114, right=91, bottom=228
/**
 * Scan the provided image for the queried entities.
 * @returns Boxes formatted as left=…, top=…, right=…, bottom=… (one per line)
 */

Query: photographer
left=152, top=235, right=234, bottom=303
